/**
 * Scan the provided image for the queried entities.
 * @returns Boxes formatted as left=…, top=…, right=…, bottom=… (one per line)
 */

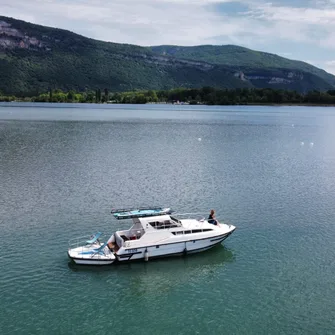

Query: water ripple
left=2, top=105, right=335, bottom=334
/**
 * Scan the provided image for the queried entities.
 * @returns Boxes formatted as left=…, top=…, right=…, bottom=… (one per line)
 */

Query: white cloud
left=324, top=60, right=335, bottom=74
left=246, top=2, right=335, bottom=25
left=241, top=1, right=335, bottom=61
left=0, top=0, right=301, bottom=46
left=1, top=0, right=242, bottom=45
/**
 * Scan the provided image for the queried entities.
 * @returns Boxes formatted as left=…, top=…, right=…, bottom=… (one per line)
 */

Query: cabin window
left=163, top=220, right=178, bottom=228
left=173, top=229, right=212, bottom=235
left=150, top=220, right=179, bottom=229
left=170, top=216, right=181, bottom=224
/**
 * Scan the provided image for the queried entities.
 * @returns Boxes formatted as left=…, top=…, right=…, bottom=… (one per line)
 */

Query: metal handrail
left=68, top=233, right=104, bottom=249
left=173, top=212, right=208, bottom=221
left=111, top=206, right=169, bottom=213
left=173, top=212, right=208, bottom=217
left=173, top=213, right=229, bottom=226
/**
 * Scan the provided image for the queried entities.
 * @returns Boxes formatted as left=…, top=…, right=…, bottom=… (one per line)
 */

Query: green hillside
left=0, top=16, right=334, bottom=96
left=150, top=45, right=335, bottom=87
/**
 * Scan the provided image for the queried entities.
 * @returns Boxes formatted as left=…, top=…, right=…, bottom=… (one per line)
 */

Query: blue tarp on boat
left=111, top=207, right=172, bottom=219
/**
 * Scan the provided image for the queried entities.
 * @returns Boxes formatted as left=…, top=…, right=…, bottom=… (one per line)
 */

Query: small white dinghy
left=68, top=232, right=116, bottom=265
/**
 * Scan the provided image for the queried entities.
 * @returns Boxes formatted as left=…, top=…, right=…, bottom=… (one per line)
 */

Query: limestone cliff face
left=234, top=70, right=305, bottom=86
left=130, top=53, right=215, bottom=70
left=0, top=20, right=46, bottom=50
left=0, top=19, right=214, bottom=71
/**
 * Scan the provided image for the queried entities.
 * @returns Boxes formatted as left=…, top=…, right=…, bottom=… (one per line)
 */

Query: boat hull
left=70, top=256, right=115, bottom=265
left=67, top=246, right=116, bottom=266
left=115, top=228, right=235, bottom=262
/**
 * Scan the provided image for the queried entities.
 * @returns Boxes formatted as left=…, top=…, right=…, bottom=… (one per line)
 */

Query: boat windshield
left=148, top=218, right=181, bottom=229
left=170, top=216, right=181, bottom=224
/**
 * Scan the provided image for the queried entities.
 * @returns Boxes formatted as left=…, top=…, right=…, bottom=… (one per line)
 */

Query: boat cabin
left=108, top=211, right=219, bottom=254
left=109, top=215, right=181, bottom=249
left=116, top=215, right=181, bottom=240
left=138, top=215, right=182, bottom=230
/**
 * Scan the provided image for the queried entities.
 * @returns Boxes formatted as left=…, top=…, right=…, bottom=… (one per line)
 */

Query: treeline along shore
left=2, top=87, right=335, bottom=106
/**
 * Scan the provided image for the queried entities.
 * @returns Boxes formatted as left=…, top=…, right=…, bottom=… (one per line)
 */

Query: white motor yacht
left=68, top=207, right=236, bottom=265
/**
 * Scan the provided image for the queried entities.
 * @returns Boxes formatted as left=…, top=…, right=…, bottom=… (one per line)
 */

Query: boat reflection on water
left=68, top=245, right=235, bottom=294
left=126, top=244, right=234, bottom=272
left=127, top=245, right=235, bottom=294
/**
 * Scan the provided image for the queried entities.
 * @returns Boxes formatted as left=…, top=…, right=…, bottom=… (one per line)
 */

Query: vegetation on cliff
left=150, top=45, right=335, bottom=87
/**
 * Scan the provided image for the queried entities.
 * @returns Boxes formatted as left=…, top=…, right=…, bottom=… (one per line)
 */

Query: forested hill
left=150, top=45, right=335, bottom=87
left=0, top=15, right=334, bottom=96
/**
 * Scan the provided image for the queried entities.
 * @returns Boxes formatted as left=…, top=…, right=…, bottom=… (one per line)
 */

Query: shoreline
left=2, top=101, right=335, bottom=107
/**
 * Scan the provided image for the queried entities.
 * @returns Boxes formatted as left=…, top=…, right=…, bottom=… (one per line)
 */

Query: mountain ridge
left=0, top=16, right=334, bottom=95
left=150, top=44, right=335, bottom=87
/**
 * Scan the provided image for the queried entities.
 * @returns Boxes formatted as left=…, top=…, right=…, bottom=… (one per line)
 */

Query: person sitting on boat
left=208, top=209, right=218, bottom=225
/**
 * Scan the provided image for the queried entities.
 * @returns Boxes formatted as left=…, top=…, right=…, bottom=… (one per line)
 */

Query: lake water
left=1, top=103, right=335, bottom=334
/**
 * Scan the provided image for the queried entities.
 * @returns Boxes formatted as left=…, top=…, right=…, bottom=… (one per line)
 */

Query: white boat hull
left=71, top=257, right=115, bottom=265
left=116, top=229, right=235, bottom=262
left=68, top=245, right=116, bottom=266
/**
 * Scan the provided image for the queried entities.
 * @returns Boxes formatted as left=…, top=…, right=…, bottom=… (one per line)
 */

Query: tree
left=67, top=90, right=76, bottom=102
left=86, top=91, right=95, bottom=103
left=103, top=88, right=109, bottom=102
left=95, top=89, right=101, bottom=103
left=146, top=90, right=158, bottom=102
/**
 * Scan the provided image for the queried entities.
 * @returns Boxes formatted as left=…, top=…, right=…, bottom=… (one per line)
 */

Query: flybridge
left=111, top=206, right=172, bottom=220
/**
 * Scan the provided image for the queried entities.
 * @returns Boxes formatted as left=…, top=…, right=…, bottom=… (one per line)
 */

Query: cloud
left=246, top=2, right=335, bottom=25
left=324, top=60, right=335, bottom=74
left=1, top=0, right=240, bottom=45
left=244, top=2, right=335, bottom=40
left=1, top=0, right=335, bottom=74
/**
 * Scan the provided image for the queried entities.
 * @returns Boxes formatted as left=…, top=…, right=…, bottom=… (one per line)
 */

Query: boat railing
left=173, top=212, right=208, bottom=220
left=68, top=233, right=104, bottom=250
left=173, top=212, right=227, bottom=224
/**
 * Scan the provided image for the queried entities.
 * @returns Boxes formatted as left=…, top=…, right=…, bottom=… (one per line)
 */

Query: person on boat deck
left=208, top=209, right=218, bottom=225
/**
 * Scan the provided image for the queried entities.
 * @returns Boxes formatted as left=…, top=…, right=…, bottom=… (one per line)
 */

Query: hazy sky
left=2, top=0, right=335, bottom=74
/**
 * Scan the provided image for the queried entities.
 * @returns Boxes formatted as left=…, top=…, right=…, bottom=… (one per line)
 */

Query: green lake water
left=1, top=103, right=335, bottom=334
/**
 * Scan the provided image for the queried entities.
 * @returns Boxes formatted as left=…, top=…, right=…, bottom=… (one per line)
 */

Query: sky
left=1, top=0, right=335, bottom=74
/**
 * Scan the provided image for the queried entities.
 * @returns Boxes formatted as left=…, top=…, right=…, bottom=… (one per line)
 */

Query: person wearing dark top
left=208, top=209, right=218, bottom=225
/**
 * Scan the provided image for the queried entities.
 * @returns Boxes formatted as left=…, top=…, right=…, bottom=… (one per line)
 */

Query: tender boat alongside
left=68, top=232, right=116, bottom=265
left=68, top=206, right=236, bottom=265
